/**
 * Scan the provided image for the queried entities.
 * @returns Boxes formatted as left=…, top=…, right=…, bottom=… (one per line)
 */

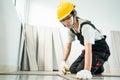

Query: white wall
left=0, top=0, right=21, bottom=72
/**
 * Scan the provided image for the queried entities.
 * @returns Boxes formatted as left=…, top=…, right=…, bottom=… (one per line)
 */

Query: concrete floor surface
left=0, top=71, right=120, bottom=80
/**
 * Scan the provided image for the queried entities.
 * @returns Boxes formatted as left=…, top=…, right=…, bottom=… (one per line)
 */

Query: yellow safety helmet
left=57, top=1, right=75, bottom=21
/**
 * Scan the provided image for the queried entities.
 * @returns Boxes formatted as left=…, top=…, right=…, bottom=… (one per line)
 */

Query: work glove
left=76, top=70, right=92, bottom=79
left=59, top=61, right=69, bottom=74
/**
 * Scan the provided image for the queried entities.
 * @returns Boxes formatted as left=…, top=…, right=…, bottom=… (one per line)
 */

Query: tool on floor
left=62, top=66, right=71, bottom=75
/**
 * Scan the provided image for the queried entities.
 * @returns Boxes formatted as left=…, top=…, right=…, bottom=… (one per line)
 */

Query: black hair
left=70, top=9, right=76, bottom=16
left=70, top=9, right=80, bottom=20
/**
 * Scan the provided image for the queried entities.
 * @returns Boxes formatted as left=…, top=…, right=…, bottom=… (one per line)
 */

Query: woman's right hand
left=59, top=61, right=69, bottom=74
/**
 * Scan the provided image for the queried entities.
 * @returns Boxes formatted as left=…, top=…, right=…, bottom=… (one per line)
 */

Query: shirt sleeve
left=66, top=29, right=75, bottom=43
left=81, top=24, right=96, bottom=45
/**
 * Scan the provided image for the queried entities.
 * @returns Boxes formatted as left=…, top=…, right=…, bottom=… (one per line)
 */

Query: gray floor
left=0, top=71, right=120, bottom=80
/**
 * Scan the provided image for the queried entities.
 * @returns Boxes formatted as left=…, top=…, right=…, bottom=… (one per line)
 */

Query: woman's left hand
left=76, top=70, right=92, bottom=79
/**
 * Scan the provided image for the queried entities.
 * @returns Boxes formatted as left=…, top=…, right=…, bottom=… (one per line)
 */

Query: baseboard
left=0, top=64, right=17, bottom=73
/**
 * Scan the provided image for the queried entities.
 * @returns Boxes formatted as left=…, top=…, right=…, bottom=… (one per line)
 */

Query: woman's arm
left=84, top=43, right=92, bottom=70
left=63, top=43, right=72, bottom=61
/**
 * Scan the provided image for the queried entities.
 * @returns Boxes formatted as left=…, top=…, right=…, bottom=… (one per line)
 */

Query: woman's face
left=61, top=14, right=74, bottom=28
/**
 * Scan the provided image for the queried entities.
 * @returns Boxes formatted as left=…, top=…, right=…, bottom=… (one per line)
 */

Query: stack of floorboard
left=110, top=31, right=120, bottom=72
left=20, top=24, right=64, bottom=71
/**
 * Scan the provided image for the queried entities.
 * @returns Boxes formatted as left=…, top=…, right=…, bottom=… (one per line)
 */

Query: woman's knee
left=69, top=66, right=77, bottom=74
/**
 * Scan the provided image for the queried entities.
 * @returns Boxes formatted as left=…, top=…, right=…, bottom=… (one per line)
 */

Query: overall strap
left=70, top=21, right=100, bottom=35
left=70, top=28, right=77, bottom=35
left=80, top=21, right=100, bottom=34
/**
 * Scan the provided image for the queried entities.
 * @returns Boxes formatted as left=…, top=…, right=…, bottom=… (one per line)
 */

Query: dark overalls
left=69, top=21, right=111, bottom=74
